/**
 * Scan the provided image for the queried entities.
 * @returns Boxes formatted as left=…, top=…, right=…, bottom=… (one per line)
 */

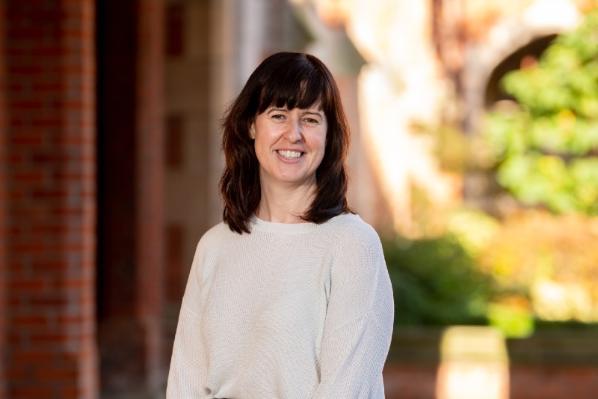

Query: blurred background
left=1, top=0, right=597, bottom=398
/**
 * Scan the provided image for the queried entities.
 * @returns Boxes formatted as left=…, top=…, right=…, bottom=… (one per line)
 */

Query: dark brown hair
left=220, top=52, right=351, bottom=233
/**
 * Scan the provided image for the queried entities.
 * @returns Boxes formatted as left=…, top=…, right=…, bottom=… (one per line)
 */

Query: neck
left=257, top=179, right=317, bottom=224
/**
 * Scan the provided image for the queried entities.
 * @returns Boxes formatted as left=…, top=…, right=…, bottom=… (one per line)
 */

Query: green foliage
left=383, top=235, right=494, bottom=327
left=485, top=11, right=598, bottom=215
left=487, top=303, right=534, bottom=338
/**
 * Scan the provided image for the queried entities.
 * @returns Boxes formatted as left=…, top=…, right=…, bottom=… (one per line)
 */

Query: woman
left=167, top=52, right=394, bottom=398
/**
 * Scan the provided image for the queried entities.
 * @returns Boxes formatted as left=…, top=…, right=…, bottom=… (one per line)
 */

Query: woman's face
left=251, top=104, right=327, bottom=191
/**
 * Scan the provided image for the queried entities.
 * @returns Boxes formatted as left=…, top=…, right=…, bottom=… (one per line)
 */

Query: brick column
left=136, top=0, right=165, bottom=390
left=97, top=0, right=164, bottom=394
left=4, top=0, right=98, bottom=398
left=0, top=0, right=7, bottom=397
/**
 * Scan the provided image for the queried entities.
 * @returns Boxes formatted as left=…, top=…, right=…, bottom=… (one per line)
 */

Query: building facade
left=0, top=0, right=591, bottom=397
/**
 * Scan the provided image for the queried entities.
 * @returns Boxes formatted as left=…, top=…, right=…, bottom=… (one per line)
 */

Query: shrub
left=383, top=234, right=493, bottom=327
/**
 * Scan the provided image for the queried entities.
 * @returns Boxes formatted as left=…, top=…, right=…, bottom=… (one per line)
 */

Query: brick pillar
left=136, top=0, right=165, bottom=390
left=97, top=0, right=164, bottom=394
left=3, top=0, right=98, bottom=398
left=0, top=1, right=7, bottom=397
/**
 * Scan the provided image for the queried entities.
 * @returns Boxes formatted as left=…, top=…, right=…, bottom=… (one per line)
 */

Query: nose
left=285, top=117, right=303, bottom=143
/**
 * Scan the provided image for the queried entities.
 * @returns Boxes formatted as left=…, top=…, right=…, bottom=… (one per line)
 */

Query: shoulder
left=197, top=221, right=232, bottom=246
left=192, top=221, right=238, bottom=259
left=322, top=213, right=385, bottom=266
left=188, top=222, right=238, bottom=281
left=324, top=213, right=388, bottom=282
left=324, top=213, right=382, bottom=249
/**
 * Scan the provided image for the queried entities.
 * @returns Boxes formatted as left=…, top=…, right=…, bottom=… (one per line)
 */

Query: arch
left=484, top=34, right=557, bottom=107
left=462, top=0, right=581, bottom=133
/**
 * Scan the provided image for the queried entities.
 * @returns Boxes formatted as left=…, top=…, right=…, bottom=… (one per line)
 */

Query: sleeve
left=311, top=227, right=395, bottom=399
left=166, top=240, right=208, bottom=398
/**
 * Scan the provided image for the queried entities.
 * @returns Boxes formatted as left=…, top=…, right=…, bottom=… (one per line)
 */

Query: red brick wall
left=383, top=364, right=438, bottom=399
left=383, top=363, right=598, bottom=399
left=510, top=365, right=598, bottom=399
left=3, top=0, right=98, bottom=398
left=0, top=0, right=7, bottom=396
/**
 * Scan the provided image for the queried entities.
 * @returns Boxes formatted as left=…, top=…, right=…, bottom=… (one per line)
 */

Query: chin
left=275, top=173, right=315, bottom=186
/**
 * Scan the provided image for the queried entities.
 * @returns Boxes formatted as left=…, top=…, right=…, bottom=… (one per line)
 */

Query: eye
left=303, top=117, right=320, bottom=125
left=270, top=113, right=286, bottom=121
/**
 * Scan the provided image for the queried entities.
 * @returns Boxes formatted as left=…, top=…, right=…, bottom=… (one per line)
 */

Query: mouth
left=276, top=150, right=304, bottom=160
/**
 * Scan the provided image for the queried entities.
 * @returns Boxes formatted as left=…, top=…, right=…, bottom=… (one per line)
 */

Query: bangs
left=256, top=65, right=328, bottom=113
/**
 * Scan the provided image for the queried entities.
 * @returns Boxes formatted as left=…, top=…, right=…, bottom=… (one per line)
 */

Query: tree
left=485, top=10, right=598, bottom=215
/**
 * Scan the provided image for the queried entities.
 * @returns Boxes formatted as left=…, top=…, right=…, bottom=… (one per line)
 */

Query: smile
left=276, top=150, right=304, bottom=160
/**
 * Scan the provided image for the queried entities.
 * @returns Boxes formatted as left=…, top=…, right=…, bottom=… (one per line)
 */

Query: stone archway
left=484, top=34, right=557, bottom=107
left=462, top=0, right=581, bottom=134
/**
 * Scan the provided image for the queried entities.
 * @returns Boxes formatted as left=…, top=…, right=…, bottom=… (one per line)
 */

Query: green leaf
left=483, top=10, right=598, bottom=216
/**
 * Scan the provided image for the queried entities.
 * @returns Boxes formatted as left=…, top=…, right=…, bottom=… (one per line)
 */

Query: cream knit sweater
left=166, top=213, right=394, bottom=398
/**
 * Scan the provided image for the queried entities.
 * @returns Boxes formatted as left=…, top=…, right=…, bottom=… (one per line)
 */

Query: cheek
left=317, top=138, right=326, bottom=156
left=253, top=130, right=270, bottom=155
left=254, top=141, right=268, bottom=168
left=316, top=130, right=327, bottom=155
left=313, top=135, right=327, bottom=166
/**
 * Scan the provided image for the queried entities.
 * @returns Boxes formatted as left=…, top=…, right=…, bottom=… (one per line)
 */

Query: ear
left=249, top=124, right=256, bottom=140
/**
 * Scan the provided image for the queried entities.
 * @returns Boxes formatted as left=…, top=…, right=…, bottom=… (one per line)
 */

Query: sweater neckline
left=249, top=215, right=321, bottom=234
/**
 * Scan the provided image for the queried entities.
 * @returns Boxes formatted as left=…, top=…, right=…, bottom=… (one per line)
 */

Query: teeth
left=277, top=150, right=302, bottom=159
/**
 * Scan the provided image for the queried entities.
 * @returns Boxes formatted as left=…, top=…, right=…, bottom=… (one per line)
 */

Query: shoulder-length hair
left=220, top=52, right=351, bottom=234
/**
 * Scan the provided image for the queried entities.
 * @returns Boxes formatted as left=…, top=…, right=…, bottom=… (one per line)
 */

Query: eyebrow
left=302, top=110, right=324, bottom=117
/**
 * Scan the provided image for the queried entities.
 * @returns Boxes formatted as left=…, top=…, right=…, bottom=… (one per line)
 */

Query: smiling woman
left=166, top=52, right=394, bottom=399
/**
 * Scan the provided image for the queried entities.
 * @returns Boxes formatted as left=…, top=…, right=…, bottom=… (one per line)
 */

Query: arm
left=312, top=227, right=395, bottom=399
left=166, top=241, right=208, bottom=398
